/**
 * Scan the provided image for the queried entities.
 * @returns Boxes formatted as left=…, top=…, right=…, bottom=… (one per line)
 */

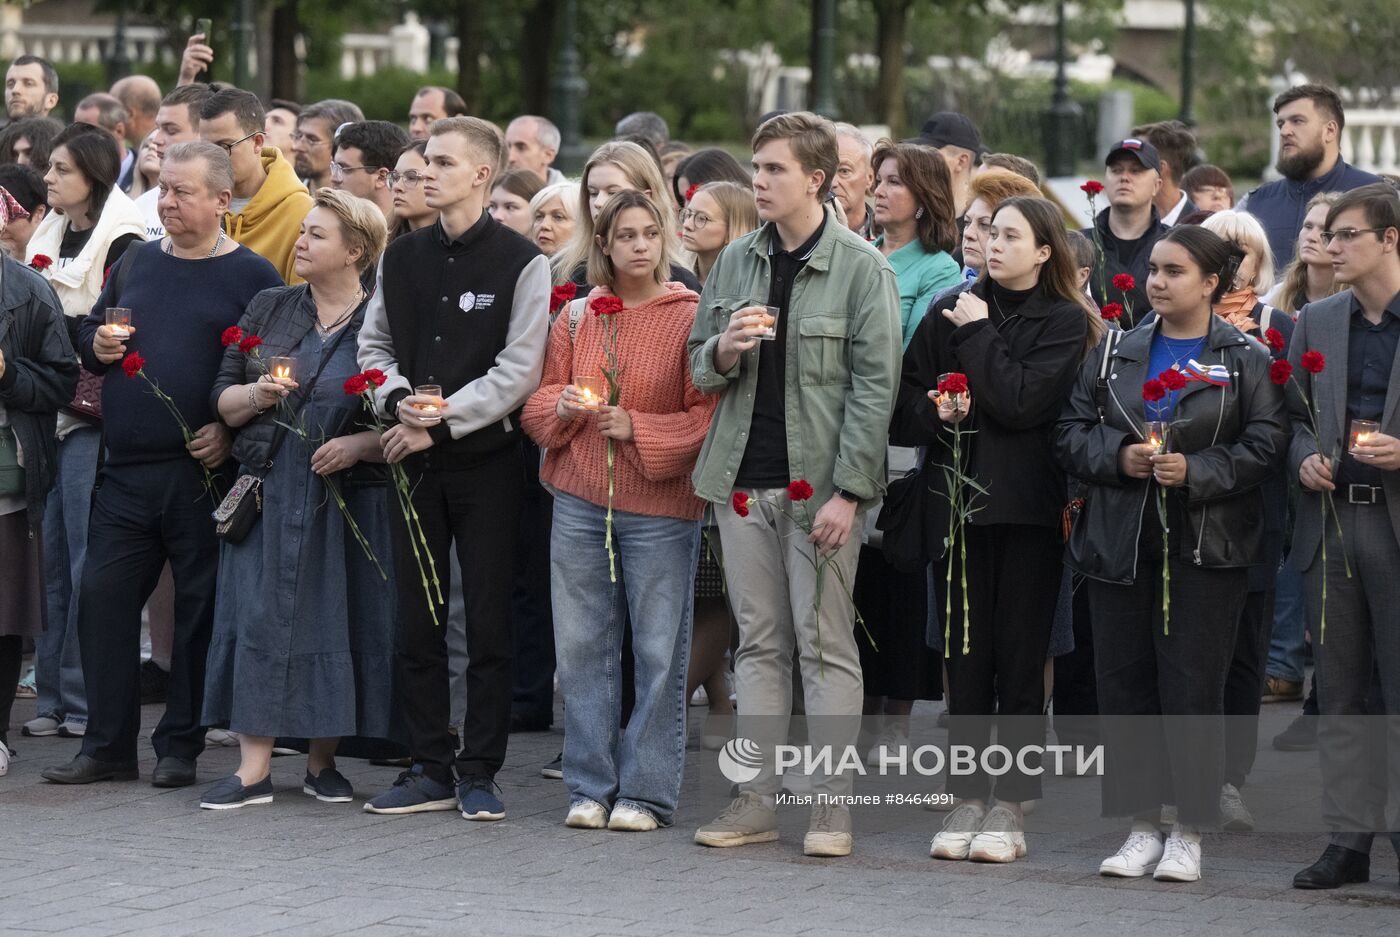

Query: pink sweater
left=522, top=284, right=717, bottom=521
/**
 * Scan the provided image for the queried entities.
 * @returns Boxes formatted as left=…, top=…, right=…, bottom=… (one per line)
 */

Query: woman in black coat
left=1054, top=225, right=1287, bottom=882
left=892, top=196, right=1104, bottom=863
left=0, top=221, right=79, bottom=773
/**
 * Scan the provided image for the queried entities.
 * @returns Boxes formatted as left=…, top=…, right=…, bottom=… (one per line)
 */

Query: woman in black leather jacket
left=1054, top=225, right=1288, bottom=883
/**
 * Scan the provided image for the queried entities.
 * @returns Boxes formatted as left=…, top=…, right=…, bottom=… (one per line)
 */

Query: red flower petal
left=121, top=352, right=145, bottom=378
left=1142, top=379, right=1166, bottom=402
left=1159, top=369, right=1187, bottom=392
left=221, top=326, right=244, bottom=347
left=592, top=296, right=624, bottom=316
left=1270, top=359, right=1293, bottom=385
left=1100, top=303, right=1123, bottom=321
left=1080, top=181, right=1104, bottom=196
left=1263, top=328, right=1285, bottom=353
left=343, top=374, right=369, bottom=396
left=1300, top=350, right=1325, bottom=374
left=362, top=368, right=387, bottom=387
left=731, top=491, right=750, bottom=517
left=786, top=479, right=814, bottom=502
left=29, top=254, right=53, bottom=271
left=1112, top=273, right=1136, bottom=291
left=238, top=335, right=262, bottom=354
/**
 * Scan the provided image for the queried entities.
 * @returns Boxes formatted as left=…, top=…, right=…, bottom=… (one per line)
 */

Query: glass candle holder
left=412, top=384, right=444, bottom=423
left=105, top=307, right=132, bottom=339
left=268, top=357, right=296, bottom=383
left=1145, top=421, right=1172, bottom=455
left=757, top=304, right=779, bottom=341
left=1349, top=419, right=1381, bottom=454
left=574, top=375, right=602, bottom=411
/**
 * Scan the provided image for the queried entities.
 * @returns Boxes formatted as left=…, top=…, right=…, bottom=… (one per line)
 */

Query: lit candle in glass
left=574, top=375, right=602, bottom=411
left=105, top=307, right=132, bottom=339
left=1145, top=421, right=1171, bottom=455
left=1349, top=419, right=1380, bottom=454
left=412, top=384, right=444, bottom=423
left=269, top=357, right=296, bottom=384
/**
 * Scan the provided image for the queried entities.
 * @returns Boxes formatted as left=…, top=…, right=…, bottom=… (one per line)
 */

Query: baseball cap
left=1105, top=138, right=1162, bottom=173
left=906, top=112, right=985, bottom=154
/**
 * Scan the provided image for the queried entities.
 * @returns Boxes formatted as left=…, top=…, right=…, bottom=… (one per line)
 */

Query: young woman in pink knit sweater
left=522, top=190, right=717, bottom=833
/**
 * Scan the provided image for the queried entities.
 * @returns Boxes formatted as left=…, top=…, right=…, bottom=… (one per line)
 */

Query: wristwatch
left=835, top=487, right=859, bottom=503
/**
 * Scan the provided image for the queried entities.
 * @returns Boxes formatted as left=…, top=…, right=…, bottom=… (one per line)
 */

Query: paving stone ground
left=3, top=694, right=1399, bottom=937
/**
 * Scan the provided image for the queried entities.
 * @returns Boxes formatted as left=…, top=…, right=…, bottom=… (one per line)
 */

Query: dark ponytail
left=1161, top=225, right=1244, bottom=304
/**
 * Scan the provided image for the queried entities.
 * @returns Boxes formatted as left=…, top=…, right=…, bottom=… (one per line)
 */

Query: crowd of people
left=0, top=37, right=1398, bottom=893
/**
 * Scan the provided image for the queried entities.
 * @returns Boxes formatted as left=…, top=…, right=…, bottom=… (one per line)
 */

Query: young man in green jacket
left=688, top=112, right=901, bottom=858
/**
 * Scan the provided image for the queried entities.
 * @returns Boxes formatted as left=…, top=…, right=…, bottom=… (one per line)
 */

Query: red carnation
left=592, top=296, right=624, bottom=316
left=1112, top=273, right=1136, bottom=292
left=121, top=352, right=145, bottom=378
left=549, top=282, right=577, bottom=313
left=787, top=479, right=814, bottom=502
left=1142, top=379, right=1166, bottom=402
left=1080, top=181, right=1104, bottom=196
left=731, top=491, right=750, bottom=518
left=1270, top=359, right=1293, bottom=385
left=1264, top=328, right=1285, bottom=353
left=238, top=335, right=262, bottom=354
left=344, top=374, right=369, bottom=396
left=685, top=183, right=701, bottom=202
left=1100, top=303, right=1123, bottom=321
left=362, top=368, right=387, bottom=387
left=29, top=254, right=52, bottom=271
left=1159, top=369, right=1187, bottom=392
left=1300, top=350, right=1325, bottom=374
left=221, top=326, right=244, bottom=347
left=936, top=372, right=969, bottom=396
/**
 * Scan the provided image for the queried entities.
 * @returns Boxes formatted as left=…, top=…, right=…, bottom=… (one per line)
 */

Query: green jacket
left=688, top=211, right=902, bottom=508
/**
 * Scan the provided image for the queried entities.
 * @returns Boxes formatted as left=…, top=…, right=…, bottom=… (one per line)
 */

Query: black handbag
left=876, top=463, right=932, bottom=573
left=212, top=321, right=353, bottom=543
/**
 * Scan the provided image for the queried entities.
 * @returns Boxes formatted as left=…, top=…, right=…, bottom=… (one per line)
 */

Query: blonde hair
left=1275, top=191, right=1345, bottom=313
left=429, top=116, right=504, bottom=183
left=556, top=141, right=669, bottom=282
left=694, top=181, right=758, bottom=242
left=587, top=190, right=676, bottom=288
left=751, top=111, right=838, bottom=198
left=1202, top=210, right=1275, bottom=294
left=310, top=187, right=388, bottom=274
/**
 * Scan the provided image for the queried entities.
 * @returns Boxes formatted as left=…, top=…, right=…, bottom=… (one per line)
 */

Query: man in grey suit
left=1287, top=183, right=1400, bottom=890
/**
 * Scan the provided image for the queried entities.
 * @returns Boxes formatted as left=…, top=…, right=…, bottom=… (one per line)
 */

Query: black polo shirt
left=734, top=216, right=826, bottom=489
left=1336, top=291, right=1400, bottom=488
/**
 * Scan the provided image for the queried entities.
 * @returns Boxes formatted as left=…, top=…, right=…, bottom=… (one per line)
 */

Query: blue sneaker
left=362, top=766, right=458, bottom=815
left=457, top=776, right=505, bottom=821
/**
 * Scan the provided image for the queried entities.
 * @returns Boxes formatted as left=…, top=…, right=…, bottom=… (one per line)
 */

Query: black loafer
left=200, top=774, right=273, bottom=809
left=1294, top=844, right=1370, bottom=889
left=151, top=756, right=197, bottom=788
left=41, top=754, right=139, bottom=784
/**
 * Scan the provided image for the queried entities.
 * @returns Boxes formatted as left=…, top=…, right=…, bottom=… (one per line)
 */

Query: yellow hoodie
left=224, top=147, right=312, bottom=284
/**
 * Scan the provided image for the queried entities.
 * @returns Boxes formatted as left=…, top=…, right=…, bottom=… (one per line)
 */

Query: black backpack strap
left=1093, top=329, right=1123, bottom=424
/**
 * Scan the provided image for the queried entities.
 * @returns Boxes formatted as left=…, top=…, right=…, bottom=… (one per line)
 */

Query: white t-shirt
left=136, top=188, right=164, bottom=240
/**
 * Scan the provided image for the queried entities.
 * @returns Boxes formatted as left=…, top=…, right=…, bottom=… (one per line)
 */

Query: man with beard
left=5, top=56, right=59, bottom=122
left=1240, top=85, right=1380, bottom=268
left=291, top=99, right=364, bottom=191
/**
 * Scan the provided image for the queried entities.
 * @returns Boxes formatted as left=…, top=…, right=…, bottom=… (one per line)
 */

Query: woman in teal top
left=872, top=140, right=962, bottom=350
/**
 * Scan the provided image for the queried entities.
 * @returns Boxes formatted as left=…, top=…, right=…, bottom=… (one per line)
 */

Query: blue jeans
left=1267, top=560, right=1307, bottom=683
left=36, top=426, right=98, bottom=725
left=550, top=491, right=697, bottom=824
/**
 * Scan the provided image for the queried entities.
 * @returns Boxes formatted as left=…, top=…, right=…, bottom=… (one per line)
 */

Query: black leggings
left=0, top=635, right=22, bottom=747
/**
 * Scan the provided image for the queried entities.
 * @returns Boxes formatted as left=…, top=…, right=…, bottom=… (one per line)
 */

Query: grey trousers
left=717, top=490, right=863, bottom=797
left=1304, top=500, right=1400, bottom=855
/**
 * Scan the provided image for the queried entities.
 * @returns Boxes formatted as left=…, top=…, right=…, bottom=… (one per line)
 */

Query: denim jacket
left=687, top=207, right=902, bottom=508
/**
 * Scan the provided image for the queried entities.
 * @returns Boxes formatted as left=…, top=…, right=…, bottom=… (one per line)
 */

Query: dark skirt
left=854, top=545, right=941, bottom=701
left=0, top=510, right=44, bottom=637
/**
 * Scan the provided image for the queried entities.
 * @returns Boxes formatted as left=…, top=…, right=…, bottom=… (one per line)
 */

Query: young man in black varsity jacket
left=358, top=116, right=550, bottom=820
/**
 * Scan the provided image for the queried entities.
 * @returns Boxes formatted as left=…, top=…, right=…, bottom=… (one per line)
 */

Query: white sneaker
left=864, top=721, right=909, bottom=766
left=58, top=719, right=86, bottom=738
left=1100, top=825, right=1166, bottom=878
left=930, top=802, right=986, bottom=860
left=22, top=715, right=60, bottom=737
left=607, top=804, right=659, bottom=832
left=0, top=740, right=11, bottom=777
left=1219, top=783, right=1255, bottom=831
left=205, top=728, right=239, bottom=747
left=1153, top=826, right=1202, bottom=882
left=690, top=685, right=709, bottom=707
left=565, top=800, right=608, bottom=829
left=968, top=804, right=1027, bottom=863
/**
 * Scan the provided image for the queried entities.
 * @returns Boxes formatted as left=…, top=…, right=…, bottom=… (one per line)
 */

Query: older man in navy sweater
left=43, top=142, right=281, bottom=788
left=359, top=116, right=550, bottom=821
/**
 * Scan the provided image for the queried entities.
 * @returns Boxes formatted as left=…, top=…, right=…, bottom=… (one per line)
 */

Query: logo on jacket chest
left=458, top=291, right=496, bottom=313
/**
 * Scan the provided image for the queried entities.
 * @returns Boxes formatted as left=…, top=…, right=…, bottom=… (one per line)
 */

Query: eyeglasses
left=214, top=130, right=259, bottom=154
left=290, top=131, right=326, bottom=147
left=330, top=162, right=378, bottom=181
left=1321, top=227, right=1390, bottom=245
left=387, top=170, right=425, bottom=188
left=679, top=208, right=720, bottom=230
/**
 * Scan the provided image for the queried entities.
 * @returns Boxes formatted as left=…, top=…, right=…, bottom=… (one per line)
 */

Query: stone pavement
left=3, top=696, right=1399, bottom=937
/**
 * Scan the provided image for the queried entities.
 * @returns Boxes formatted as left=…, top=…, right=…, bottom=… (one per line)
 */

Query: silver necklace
left=315, top=289, right=363, bottom=337
left=163, top=231, right=225, bottom=258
